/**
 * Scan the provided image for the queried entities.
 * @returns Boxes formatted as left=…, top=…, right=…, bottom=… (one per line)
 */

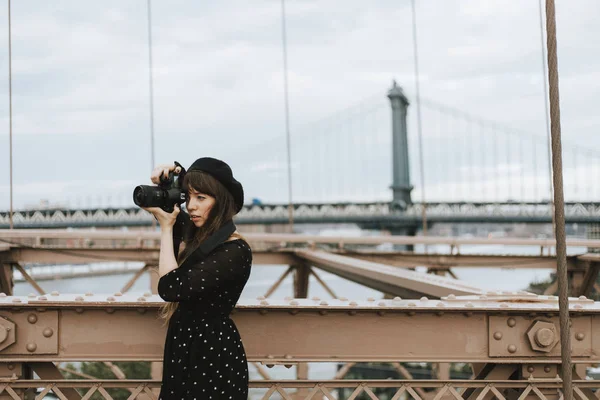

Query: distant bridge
left=1, top=201, right=599, bottom=230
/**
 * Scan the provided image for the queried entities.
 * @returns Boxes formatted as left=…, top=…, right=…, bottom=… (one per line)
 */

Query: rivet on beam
left=507, top=318, right=517, bottom=327
left=500, top=303, right=509, bottom=308
left=289, top=300, right=299, bottom=306
left=137, top=297, right=147, bottom=302
left=12, top=298, right=21, bottom=303
left=575, top=332, right=585, bottom=341
left=393, top=297, right=402, bottom=302
left=51, top=291, right=59, bottom=296
left=75, top=296, right=84, bottom=302
left=107, top=297, right=115, bottom=302
left=75, top=308, right=84, bottom=314
left=114, top=292, right=123, bottom=297
left=465, top=302, right=474, bottom=308
left=420, top=297, right=428, bottom=302
left=284, top=296, right=292, bottom=301
left=0, top=293, right=6, bottom=298
left=349, top=301, right=358, bottom=307
left=260, top=300, right=269, bottom=306
left=579, top=295, right=587, bottom=300
left=85, top=292, right=93, bottom=296
left=378, top=301, right=386, bottom=307
left=407, top=302, right=416, bottom=307
left=28, top=293, right=36, bottom=298
left=26, top=343, right=37, bottom=352
left=106, top=308, right=115, bottom=314
left=507, top=344, right=517, bottom=353
left=43, top=328, right=54, bottom=338
left=143, top=292, right=152, bottom=297
left=27, top=314, right=37, bottom=324
left=573, top=304, right=583, bottom=309
left=339, top=297, right=348, bottom=302
left=367, top=297, right=375, bottom=302
left=38, top=296, right=47, bottom=301
left=320, top=301, right=328, bottom=306
left=257, top=296, right=265, bottom=301
left=494, top=332, right=503, bottom=340
left=311, top=297, right=320, bottom=301
left=447, top=294, right=456, bottom=299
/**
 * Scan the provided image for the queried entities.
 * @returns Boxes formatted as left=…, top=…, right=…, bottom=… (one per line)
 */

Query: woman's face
left=186, top=188, right=216, bottom=227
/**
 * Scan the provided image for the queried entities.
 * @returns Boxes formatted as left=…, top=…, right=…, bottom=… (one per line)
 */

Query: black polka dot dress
left=157, top=239, right=252, bottom=399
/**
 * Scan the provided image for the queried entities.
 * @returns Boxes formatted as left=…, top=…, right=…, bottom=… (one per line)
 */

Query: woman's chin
left=192, top=219, right=204, bottom=227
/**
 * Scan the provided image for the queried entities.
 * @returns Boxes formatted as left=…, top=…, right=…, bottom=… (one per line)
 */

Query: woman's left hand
left=143, top=204, right=180, bottom=229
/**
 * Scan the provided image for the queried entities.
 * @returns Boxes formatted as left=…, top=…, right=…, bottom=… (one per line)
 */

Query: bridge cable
left=146, top=0, right=156, bottom=172
left=410, top=0, right=427, bottom=236
left=146, top=0, right=157, bottom=230
left=280, top=0, right=294, bottom=231
left=7, top=0, right=13, bottom=229
left=543, top=0, right=572, bottom=398
left=538, top=0, right=556, bottom=236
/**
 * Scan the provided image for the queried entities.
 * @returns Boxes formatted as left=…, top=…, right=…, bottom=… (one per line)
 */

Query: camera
left=133, top=162, right=186, bottom=213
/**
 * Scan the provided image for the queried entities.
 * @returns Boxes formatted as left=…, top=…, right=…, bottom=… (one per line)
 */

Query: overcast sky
left=0, top=0, right=599, bottom=209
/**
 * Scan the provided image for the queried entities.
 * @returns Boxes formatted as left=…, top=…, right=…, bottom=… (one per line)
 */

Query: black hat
left=187, top=157, right=244, bottom=213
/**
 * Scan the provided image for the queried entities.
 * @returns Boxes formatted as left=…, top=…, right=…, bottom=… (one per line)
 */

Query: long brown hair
left=159, top=170, right=242, bottom=321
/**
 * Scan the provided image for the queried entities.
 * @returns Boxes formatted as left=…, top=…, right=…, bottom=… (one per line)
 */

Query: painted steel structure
left=0, top=294, right=599, bottom=399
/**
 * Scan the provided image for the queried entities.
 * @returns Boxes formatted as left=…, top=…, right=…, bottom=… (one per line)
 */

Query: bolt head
left=526, top=321, right=560, bottom=353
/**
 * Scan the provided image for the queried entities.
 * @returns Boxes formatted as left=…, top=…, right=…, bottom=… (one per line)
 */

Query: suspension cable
left=147, top=0, right=156, bottom=171
left=538, top=0, right=556, bottom=237
left=410, top=0, right=427, bottom=236
left=544, top=0, right=572, bottom=398
left=280, top=0, right=294, bottom=232
left=8, top=0, right=13, bottom=229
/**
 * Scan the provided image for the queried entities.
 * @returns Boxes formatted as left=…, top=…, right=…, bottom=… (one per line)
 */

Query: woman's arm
left=157, top=240, right=252, bottom=302
left=158, top=226, right=179, bottom=277
left=143, top=163, right=183, bottom=278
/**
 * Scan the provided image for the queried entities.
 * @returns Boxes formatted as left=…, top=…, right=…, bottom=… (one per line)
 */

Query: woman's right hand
left=151, top=164, right=182, bottom=184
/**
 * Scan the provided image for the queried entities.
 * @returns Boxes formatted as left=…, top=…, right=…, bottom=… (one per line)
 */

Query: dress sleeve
left=158, top=241, right=252, bottom=302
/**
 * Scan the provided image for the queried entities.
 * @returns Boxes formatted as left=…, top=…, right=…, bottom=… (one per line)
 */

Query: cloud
left=0, top=0, right=598, bottom=209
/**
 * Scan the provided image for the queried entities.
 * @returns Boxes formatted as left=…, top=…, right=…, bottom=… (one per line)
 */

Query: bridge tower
left=387, top=81, right=413, bottom=210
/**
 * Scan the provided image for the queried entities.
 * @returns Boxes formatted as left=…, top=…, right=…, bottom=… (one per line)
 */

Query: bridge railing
left=0, top=378, right=589, bottom=400
left=3, top=230, right=600, bottom=253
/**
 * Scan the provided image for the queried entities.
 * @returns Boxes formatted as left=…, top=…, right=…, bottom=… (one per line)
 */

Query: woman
left=143, top=157, right=252, bottom=399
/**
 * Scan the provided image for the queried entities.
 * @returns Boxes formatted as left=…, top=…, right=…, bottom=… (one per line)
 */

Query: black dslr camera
left=133, top=162, right=186, bottom=213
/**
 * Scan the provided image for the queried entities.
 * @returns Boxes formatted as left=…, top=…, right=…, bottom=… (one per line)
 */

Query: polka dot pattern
left=158, top=239, right=252, bottom=399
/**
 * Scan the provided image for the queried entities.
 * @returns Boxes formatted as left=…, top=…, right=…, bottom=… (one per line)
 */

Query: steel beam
left=295, top=249, right=485, bottom=297
left=0, top=294, right=598, bottom=364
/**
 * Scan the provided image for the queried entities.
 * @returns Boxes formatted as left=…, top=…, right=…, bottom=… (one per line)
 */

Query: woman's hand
left=150, top=164, right=182, bottom=185
left=143, top=204, right=180, bottom=229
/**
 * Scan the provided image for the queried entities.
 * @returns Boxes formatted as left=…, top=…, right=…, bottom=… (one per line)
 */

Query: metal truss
left=2, top=202, right=600, bottom=228
left=0, top=379, right=595, bottom=400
